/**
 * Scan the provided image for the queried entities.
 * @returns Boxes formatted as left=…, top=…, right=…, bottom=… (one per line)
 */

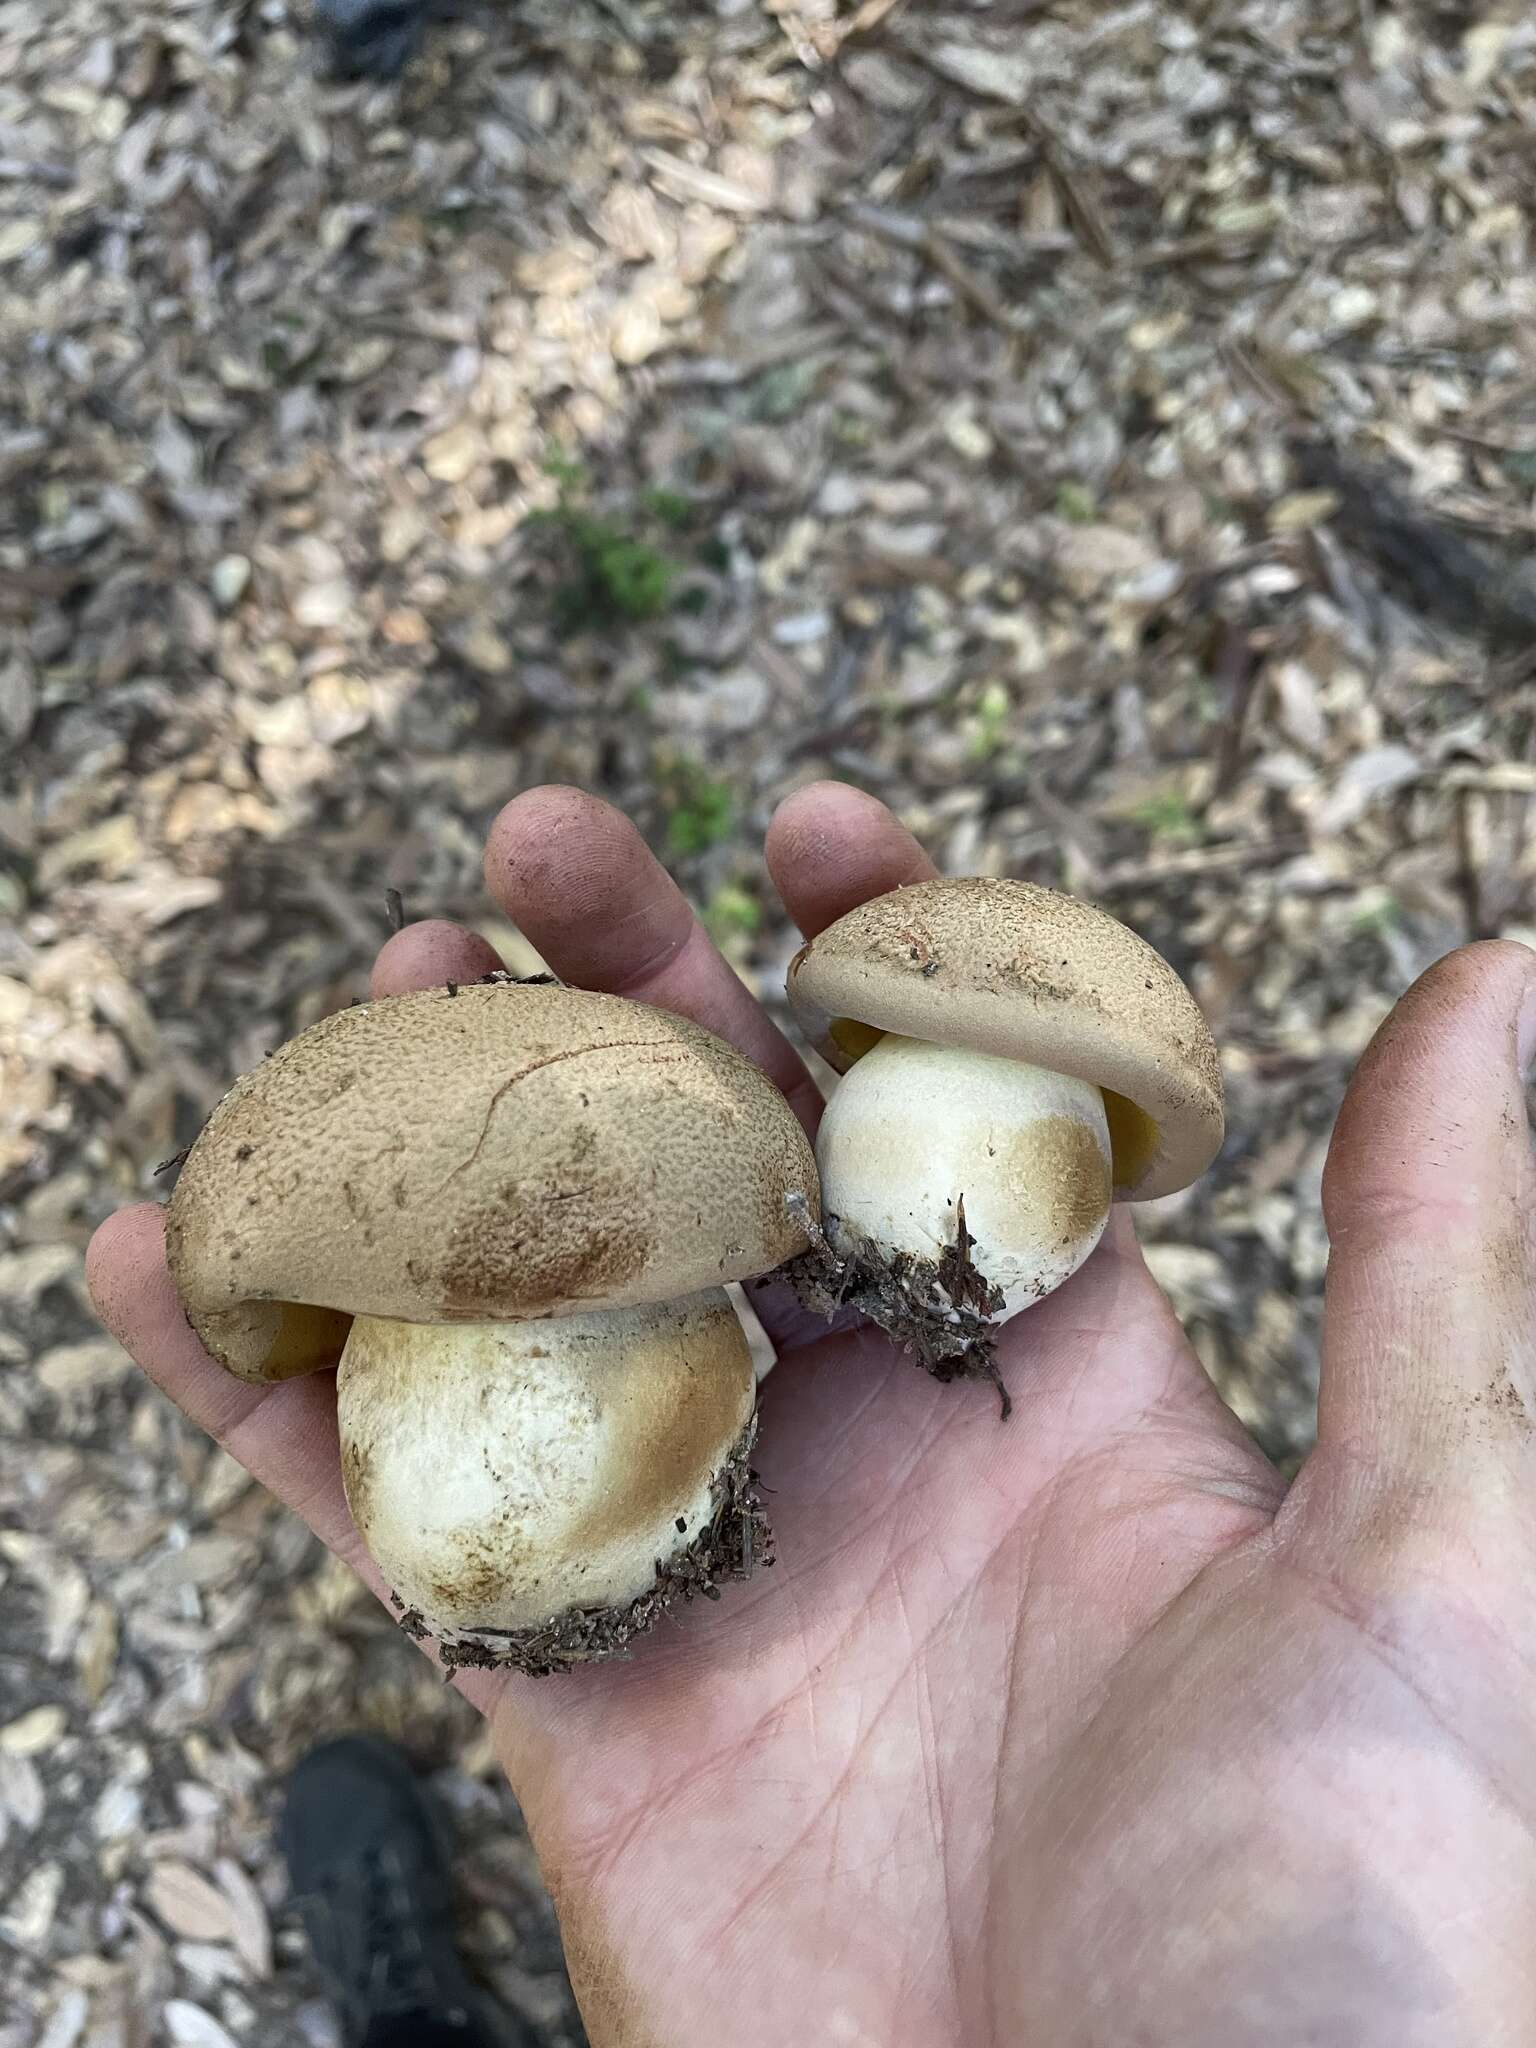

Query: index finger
left=765, top=780, right=938, bottom=936
left=483, top=786, right=823, bottom=1130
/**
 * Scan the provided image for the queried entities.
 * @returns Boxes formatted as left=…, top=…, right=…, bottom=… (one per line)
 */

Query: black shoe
left=315, top=0, right=429, bottom=79
left=280, top=1734, right=525, bottom=2048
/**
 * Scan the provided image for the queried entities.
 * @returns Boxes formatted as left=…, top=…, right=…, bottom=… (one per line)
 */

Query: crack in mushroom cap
left=167, top=981, right=819, bottom=1380
left=787, top=877, right=1222, bottom=1202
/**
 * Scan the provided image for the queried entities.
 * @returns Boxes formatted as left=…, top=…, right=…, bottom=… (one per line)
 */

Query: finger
left=765, top=779, right=938, bottom=936
left=1312, top=939, right=1536, bottom=1501
left=371, top=919, right=502, bottom=998
left=90, top=1204, right=303, bottom=1454
left=86, top=1205, right=508, bottom=1716
left=482, top=786, right=820, bottom=1129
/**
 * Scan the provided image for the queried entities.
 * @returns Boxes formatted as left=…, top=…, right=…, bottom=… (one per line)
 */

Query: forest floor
left=3, top=0, right=1535, bottom=2040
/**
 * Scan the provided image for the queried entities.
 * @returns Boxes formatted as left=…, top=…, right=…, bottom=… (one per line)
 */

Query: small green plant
left=967, top=681, right=1012, bottom=762
left=643, top=487, right=693, bottom=531
left=586, top=526, right=673, bottom=621
left=1131, top=790, right=1203, bottom=845
left=1054, top=481, right=1097, bottom=525
left=1351, top=892, right=1403, bottom=938
left=659, top=759, right=736, bottom=857
left=530, top=459, right=688, bottom=631
left=550, top=512, right=676, bottom=627
left=703, top=882, right=761, bottom=946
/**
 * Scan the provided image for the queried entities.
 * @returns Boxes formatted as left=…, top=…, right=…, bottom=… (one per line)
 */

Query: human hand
left=88, top=783, right=1536, bottom=2047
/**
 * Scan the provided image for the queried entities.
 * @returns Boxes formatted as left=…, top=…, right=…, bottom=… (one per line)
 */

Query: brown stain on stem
left=1004, top=1114, right=1112, bottom=1244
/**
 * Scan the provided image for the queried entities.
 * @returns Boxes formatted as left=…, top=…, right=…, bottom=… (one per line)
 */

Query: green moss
left=531, top=460, right=722, bottom=632
left=659, top=758, right=736, bottom=856
left=704, top=882, right=761, bottom=944
left=1055, top=481, right=1098, bottom=524
left=1130, top=789, right=1203, bottom=845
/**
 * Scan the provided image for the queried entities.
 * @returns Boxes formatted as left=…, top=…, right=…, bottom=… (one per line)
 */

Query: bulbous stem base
left=337, top=1290, right=760, bottom=1671
left=783, top=1195, right=1014, bottom=1415
left=394, top=1416, right=771, bottom=1677
left=790, top=1036, right=1116, bottom=1416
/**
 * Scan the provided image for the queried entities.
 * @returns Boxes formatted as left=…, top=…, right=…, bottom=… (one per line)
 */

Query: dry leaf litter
left=4, top=0, right=1536, bottom=2039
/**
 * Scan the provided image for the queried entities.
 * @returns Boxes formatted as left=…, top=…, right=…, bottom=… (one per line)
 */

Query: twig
left=384, top=888, right=406, bottom=933
left=837, top=0, right=906, bottom=44
left=1212, top=620, right=1264, bottom=797
left=1096, top=837, right=1308, bottom=892
left=1289, top=438, right=1536, bottom=650
left=1041, top=144, right=1116, bottom=270
left=842, top=205, right=1023, bottom=333
left=920, top=227, right=1021, bottom=332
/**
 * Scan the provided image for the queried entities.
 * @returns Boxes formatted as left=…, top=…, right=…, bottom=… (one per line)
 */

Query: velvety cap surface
left=168, top=981, right=818, bottom=1377
left=788, top=877, right=1222, bottom=1201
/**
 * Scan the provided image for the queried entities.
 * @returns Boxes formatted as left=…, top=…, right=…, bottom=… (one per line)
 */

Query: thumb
left=1313, top=939, right=1536, bottom=1503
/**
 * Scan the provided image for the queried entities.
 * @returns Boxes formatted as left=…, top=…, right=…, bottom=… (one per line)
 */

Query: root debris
left=783, top=1192, right=1012, bottom=1418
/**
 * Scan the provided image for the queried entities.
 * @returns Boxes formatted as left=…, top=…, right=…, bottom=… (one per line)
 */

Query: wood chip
left=214, top=1860, right=272, bottom=1980
left=0, top=1754, right=45, bottom=1830
left=163, top=2003, right=240, bottom=2048
left=642, top=148, right=766, bottom=214
left=1, top=1863, right=64, bottom=1948
left=35, top=1988, right=88, bottom=2048
left=0, top=1706, right=67, bottom=1757
left=143, top=1865, right=238, bottom=1947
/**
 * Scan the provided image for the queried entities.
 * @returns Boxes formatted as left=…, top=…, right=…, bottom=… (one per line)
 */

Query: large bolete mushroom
left=785, top=878, right=1222, bottom=1404
left=166, top=980, right=818, bottom=1673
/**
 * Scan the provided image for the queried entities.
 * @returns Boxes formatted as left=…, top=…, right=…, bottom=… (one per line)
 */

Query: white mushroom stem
left=336, top=1289, right=755, bottom=1644
left=814, top=1034, right=1113, bottom=1318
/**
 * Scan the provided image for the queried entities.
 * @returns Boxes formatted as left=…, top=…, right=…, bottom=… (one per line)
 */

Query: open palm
left=90, top=783, right=1536, bottom=2047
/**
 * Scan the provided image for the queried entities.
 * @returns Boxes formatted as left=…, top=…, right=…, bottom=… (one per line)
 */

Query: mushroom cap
left=337, top=1290, right=754, bottom=1643
left=167, top=981, right=818, bottom=1380
left=788, top=877, right=1222, bottom=1201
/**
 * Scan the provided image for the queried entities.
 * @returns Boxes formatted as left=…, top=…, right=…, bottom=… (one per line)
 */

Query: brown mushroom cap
left=787, top=877, right=1222, bottom=1201
left=167, top=981, right=818, bottom=1381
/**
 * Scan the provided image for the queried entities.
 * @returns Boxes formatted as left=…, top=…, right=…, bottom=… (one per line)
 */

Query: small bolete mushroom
left=786, top=878, right=1222, bottom=1399
left=166, top=980, right=818, bottom=1673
